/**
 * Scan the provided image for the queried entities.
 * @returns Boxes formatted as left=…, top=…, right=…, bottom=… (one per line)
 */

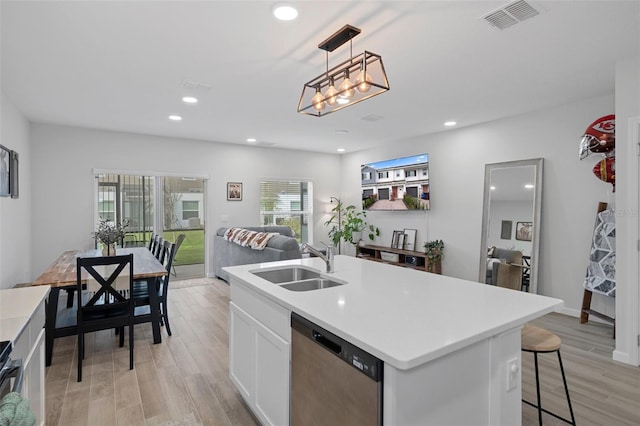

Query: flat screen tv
left=361, top=153, right=430, bottom=211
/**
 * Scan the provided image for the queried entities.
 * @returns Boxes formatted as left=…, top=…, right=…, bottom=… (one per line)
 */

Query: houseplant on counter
left=94, top=218, right=128, bottom=255
left=325, top=201, right=380, bottom=255
left=423, top=239, right=444, bottom=273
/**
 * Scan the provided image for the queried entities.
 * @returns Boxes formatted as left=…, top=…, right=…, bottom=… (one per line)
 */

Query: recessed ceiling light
left=182, top=96, right=198, bottom=104
left=444, top=121, right=457, bottom=127
left=490, top=186, right=496, bottom=190
left=273, top=4, right=298, bottom=21
left=246, top=138, right=257, bottom=143
left=168, top=115, right=182, bottom=121
left=524, top=184, right=534, bottom=189
left=337, top=148, right=345, bottom=152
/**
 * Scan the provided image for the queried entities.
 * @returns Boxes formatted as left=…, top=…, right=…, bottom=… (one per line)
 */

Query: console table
left=357, top=244, right=441, bottom=274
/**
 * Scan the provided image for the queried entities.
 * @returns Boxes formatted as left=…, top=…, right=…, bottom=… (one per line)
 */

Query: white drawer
left=230, top=281, right=291, bottom=342
left=29, top=301, right=46, bottom=347
left=11, top=300, right=45, bottom=359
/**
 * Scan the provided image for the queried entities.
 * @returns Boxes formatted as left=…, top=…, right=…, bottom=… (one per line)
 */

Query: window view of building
left=259, top=180, right=312, bottom=243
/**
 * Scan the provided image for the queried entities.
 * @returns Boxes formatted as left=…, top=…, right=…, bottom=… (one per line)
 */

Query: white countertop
left=225, top=255, right=563, bottom=370
left=0, top=286, right=50, bottom=343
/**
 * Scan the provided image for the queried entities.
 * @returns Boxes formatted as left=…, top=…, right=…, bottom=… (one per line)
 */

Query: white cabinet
left=229, top=282, right=291, bottom=426
left=8, top=295, right=47, bottom=425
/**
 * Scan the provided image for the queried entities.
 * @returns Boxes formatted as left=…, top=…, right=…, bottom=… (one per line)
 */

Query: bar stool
left=521, top=324, right=576, bottom=425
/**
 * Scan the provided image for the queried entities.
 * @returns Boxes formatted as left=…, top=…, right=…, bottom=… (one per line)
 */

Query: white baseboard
left=558, top=307, right=580, bottom=318
left=612, top=349, right=630, bottom=364
left=556, top=306, right=613, bottom=325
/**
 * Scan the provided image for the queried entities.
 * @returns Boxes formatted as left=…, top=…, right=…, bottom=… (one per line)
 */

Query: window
left=182, top=200, right=199, bottom=220
left=362, top=172, right=372, bottom=180
left=405, top=170, right=417, bottom=177
left=378, top=171, right=389, bottom=179
left=260, top=180, right=313, bottom=243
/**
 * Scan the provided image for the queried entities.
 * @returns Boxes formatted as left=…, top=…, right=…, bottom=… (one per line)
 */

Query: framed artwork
left=403, top=228, right=417, bottom=251
left=227, top=182, right=242, bottom=201
left=500, top=220, right=512, bottom=240
left=391, top=230, right=403, bottom=249
left=516, top=221, right=533, bottom=241
left=10, top=150, right=18, bottom=199
left=0, top=145, right=10, bottom=197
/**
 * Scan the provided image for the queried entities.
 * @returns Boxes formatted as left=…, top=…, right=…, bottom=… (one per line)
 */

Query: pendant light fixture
left=297, top=25, right=390, bottom=117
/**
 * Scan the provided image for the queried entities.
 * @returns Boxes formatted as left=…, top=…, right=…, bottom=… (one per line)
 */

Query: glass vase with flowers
left=94, top=218, right=128, bottom=255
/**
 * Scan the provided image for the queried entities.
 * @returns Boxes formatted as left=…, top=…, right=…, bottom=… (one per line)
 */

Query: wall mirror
left=479, top=158, right=543, bottom=293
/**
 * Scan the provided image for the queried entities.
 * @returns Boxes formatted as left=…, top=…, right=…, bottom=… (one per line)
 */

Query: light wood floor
left=45, top=278, right=640, bottom=426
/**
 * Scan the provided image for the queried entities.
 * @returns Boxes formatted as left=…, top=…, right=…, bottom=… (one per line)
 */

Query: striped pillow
left=224, top=227, right=277, bottom=251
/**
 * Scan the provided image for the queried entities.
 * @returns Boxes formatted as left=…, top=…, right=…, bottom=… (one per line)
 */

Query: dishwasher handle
left=312, top=330, right=341, bottom=355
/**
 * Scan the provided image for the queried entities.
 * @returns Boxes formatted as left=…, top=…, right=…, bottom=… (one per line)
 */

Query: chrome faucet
left=300, top=243, right=335, bottom=273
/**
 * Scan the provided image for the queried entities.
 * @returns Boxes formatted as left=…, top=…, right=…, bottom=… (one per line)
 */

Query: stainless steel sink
left=251, top=266, right=321, bottom=284
left=280, top=278, right=344, bottom=292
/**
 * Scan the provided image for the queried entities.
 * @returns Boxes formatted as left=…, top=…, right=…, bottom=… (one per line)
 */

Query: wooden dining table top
left=32, top=247, right=167, bottom=287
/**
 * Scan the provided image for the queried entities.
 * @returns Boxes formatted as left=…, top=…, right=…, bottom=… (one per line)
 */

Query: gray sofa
left=486, top=247, right=523, bottom=290
left=214, top=226, right=302, bottom=281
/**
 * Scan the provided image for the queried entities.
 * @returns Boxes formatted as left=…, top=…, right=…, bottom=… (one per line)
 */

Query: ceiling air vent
left=362, top=114, right=384, bottom=122
left=483, top=0, right=540, bottom=30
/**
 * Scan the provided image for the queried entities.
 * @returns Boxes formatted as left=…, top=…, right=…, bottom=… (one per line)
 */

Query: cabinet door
left=23, top=328, right=45, bottom=425
left=229, top=302, right=254, bottom=402
left=254, top=320, right=290, bottom=426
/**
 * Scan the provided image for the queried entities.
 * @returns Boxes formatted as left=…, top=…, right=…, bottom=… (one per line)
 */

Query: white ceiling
left=2, top=1, right=639, bottom=154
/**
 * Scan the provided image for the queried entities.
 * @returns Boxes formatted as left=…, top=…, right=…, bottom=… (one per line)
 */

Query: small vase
left=102, top=243, right=116, bottom=256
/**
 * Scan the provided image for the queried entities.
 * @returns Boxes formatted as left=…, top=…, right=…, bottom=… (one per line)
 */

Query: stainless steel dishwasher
left=290, top=312, right=383, bottom=426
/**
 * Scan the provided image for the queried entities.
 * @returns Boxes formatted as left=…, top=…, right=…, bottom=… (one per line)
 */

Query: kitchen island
left=225, top=255, right=562, bottom=426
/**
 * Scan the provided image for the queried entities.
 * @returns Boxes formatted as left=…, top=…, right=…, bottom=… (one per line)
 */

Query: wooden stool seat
left=522, top=324, right=576, bottom=425
left=522, top=324, right=561, bottom=352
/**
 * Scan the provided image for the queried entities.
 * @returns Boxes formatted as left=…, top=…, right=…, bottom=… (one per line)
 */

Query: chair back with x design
left=76, top=254, right=135, bottom=381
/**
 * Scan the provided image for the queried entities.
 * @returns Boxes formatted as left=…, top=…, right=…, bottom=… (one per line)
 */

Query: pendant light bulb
left=338, top=70, right=355, bottom=99
left=311, top=86, right=325, bottom=111
left=324, top=78, right=338, bottom=106
left=355, top=65, right=372, bottom=93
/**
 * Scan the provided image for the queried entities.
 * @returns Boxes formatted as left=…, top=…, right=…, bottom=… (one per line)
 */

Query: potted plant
left=325, top=201, right=380, bottom=253
left=94, top=218, right=128, bottom=255
left=423, top=239, right=444, bottom=273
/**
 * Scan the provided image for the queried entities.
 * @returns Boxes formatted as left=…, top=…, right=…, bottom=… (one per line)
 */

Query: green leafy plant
left=403, top=193, right=428, bottom=210
left=325, top=201, right=380, bottom=247
left=94, top=218, right=129, bottom=246
left=423, top=239, right=444, bottom=263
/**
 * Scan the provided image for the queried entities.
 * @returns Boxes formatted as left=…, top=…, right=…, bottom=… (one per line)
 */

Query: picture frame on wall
left=227, top=182, right=242, bottom=201
left=500, top=220, right=512, bottom=240
left=516, top=221, right=533, bottom=241
left=0, top=144, right=10, bottom=197
left=10, top=150, right=18, bottom=199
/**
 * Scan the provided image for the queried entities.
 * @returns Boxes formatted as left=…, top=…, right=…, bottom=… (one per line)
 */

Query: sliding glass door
left=97, top=174, right=154, bottom=247
left=96, top=173, right=205, bottom=278
left=162, top=176, right=205, bottom=278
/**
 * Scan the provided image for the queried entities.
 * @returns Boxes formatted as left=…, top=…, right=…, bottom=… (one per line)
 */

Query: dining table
left=31, top=247, right=167, bottom=366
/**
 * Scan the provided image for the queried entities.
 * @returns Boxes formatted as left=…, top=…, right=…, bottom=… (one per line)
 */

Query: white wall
left=341, top=94, right=616, bottom=319
left=0, top=93, right=32, bottom=289
left=29, top=123, right=341, bottom=278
